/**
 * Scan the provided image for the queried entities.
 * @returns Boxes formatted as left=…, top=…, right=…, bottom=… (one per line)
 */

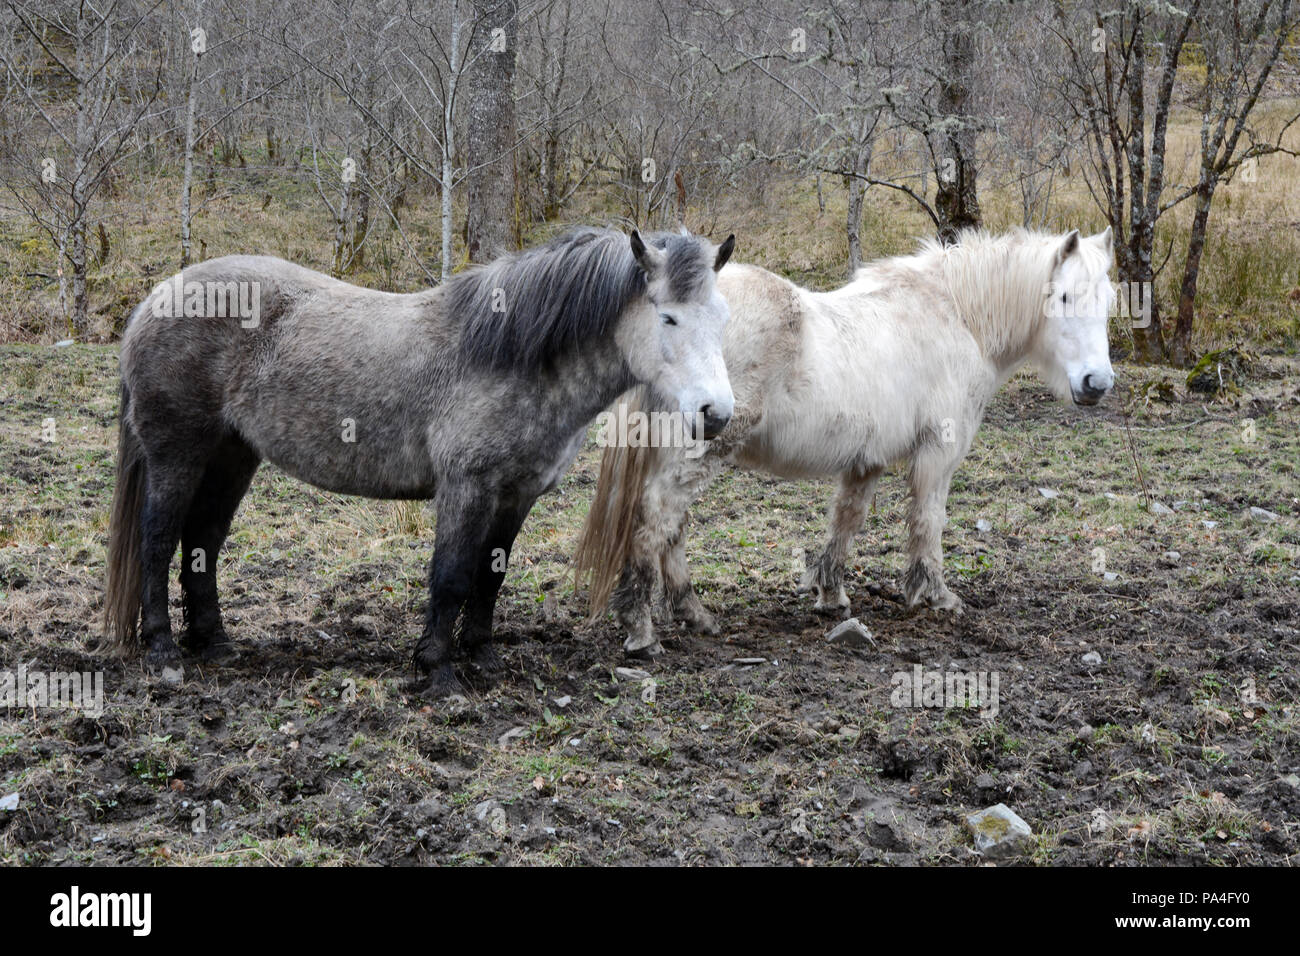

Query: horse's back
left=119, top=256, right=450, bottom=498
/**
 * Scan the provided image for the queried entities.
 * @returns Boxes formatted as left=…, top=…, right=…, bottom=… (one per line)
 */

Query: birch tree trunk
left=441, top=12, right=463, bottom=282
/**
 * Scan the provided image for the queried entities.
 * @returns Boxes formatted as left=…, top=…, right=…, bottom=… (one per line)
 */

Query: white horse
left=574, top=227, right=1117, bottom=654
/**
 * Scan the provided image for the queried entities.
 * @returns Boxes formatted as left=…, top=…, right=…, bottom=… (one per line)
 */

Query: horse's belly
left=736, top=410, right=908, bottom=479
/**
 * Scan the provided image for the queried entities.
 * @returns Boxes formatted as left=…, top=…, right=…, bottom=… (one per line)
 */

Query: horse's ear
left=1095, top=225, right=1114, bottom=259
left=1055, top=229, right=1080, bottom=267
left=629, top=230, right=665, bottom=276
left=714, top=234, right=735, bottom=272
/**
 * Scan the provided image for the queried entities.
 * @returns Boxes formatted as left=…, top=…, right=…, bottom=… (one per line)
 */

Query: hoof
left=622, top=620, right=661, bottom=655
left=468, top=642, right=504, bottom=678
left=145, top=635, right=182, bottom=672
left=183, top=629, right=237, bottom=661
left=624, top=638, right=664, bottom=658
left=200, top=639, right=238, bottom=662
left=677, top=607, right=719, bottom=635
left=691, top=611, right=720, bottom=636
left=418, top=664, right=464, bottom=699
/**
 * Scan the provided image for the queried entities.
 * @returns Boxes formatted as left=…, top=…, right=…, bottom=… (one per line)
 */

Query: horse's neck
left=942, top=251, right=1046, bottom=377
left=536, top=334, right=636, bottom=439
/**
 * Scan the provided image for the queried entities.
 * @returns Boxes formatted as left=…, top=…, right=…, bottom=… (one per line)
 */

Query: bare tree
left=0, top=0, right=164, bottom=333
left=1169, top=0, right=1300, bottom=364
left=1049, top=0, right=1199, bottom=362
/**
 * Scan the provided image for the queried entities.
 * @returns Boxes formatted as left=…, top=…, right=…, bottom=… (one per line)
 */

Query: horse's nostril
left=1083, top=373, right=1106, bottom=395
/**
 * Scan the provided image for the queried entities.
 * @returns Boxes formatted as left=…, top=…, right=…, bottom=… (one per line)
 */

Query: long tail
left=573, top=387, right=660, bottom=617
left=103, top=380, right=145, bottom=653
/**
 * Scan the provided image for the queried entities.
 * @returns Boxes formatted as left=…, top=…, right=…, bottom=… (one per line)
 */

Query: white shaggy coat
left=575, top=228, right=1117, bottom=654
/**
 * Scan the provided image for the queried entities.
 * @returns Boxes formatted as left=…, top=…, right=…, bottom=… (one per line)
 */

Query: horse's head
left=619, top=230, right=736, bottom=438
left=1035, top=227, right=1117, bottom=407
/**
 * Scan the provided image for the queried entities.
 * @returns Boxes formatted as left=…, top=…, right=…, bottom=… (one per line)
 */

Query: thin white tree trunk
left=441, top=11, right=461, bottom=282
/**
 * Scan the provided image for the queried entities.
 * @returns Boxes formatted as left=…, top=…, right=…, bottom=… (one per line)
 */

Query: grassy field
left=1, top=342, right=1297, bottom=864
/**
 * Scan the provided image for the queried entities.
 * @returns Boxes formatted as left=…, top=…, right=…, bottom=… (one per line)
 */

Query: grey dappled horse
left=104, top=227, right=736, bottom=695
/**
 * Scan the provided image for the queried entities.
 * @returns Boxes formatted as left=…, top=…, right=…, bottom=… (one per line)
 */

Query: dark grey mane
left=451, top=227, right=712, bottom=372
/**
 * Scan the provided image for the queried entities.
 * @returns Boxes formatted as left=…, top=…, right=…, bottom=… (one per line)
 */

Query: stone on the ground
left=975, top=518, right=993, bottom=533
left=826, top=617, right=875, bottom=648
left=1202, top=520, right=1219, bottom=530
left=965, top=803, right=1033, bottom=858
left=1081, top=651, right=1102, bottom=666
left=615, top=667, right=651, bottom=682
left=1149, top=501, right=1173, bottom=515
left=1037, top=487, right=1059, bottom=499
left=0, top=793, right=18, bottom=811
left=1247, top=506, right=1280, bottom=523
left=1159, top=551, right=1182, bottom=567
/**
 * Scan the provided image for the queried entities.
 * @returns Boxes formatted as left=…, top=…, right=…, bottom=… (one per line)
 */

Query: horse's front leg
left=902, top=446, right=964, bottom=613
left=799, top=466, right=882, bottom=614
left=658, top=448, right=729, bottom=635
left=413, top=483, right=494, bottom=696
left=459, top=499, right=534, bottom=679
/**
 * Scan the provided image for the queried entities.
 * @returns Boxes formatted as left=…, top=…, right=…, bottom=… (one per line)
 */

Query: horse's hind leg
left=902, top=446, right=964, bottom=612
left=799, top=466, right=882, bottom=614
left=179, top=440, right=260, bottom=658
left=138, top=459, right=208, bottom=674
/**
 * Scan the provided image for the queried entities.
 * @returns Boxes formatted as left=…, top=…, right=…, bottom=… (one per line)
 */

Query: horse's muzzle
left=1072, top=373, right=1111, bottom=406
left=698, top=406, right=731, bottom=440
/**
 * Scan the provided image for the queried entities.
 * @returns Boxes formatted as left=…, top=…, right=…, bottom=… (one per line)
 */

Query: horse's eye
left=661, top=314, right=677, bottom=326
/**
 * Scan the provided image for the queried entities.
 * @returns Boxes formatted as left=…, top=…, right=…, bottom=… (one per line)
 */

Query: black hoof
left=418, top=664, right=464, bottom=699
left=199, top=638, right=238, bottom=662
left=182, top=628, right=236, bottom=658
left=145, top=634, right=182, bottom=669
left=468, top=642, right=503, bottom=678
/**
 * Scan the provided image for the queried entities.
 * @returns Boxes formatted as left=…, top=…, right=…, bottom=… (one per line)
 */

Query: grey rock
left=1077, top=724, right=1095, bottom=742
left=1202, top=520, right=1219, bottom=530
left=974, top=773, right=996, bottom=790
left=965, top=803, right=1034, bottom=858
left=160, top=665, right=184, bottom=685
left=1081, top=651, right=1103, bottom=666
left=1159, top=551, right=1182, bottom=567
left=0, top=792, right=18, bottom=811
left=1037, top=487, right=1059, bottom=499
left=827, top=617, right=875, bottom=648
left=1248, top=506, right=1280, bottom=523
left=975, top=518, right=993, bottom=533
left=615, top=667, right=652, bottom=682
left=1149, top=501, right=1173, bottom=515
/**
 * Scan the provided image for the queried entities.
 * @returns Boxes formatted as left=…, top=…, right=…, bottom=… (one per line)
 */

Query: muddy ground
left=1, top=344, right=1298, bottom=865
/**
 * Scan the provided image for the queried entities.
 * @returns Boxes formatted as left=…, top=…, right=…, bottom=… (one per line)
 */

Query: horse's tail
left=573, top=387, right=659, bottom=617
left=104, top=380, right=145, bottom=653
